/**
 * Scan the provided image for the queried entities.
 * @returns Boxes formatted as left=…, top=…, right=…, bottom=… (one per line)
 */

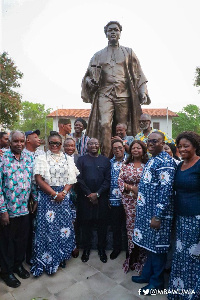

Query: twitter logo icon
left=143, top=289, right=150, bottom=295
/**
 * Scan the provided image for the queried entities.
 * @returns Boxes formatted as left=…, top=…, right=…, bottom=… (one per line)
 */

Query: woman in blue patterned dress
left=31, top=132, right=79, bottom=276
left=168, top=131, right=200, bottom=300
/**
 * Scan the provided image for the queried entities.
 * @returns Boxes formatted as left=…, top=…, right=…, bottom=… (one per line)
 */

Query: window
left=153, top=122, right=160, bottom=130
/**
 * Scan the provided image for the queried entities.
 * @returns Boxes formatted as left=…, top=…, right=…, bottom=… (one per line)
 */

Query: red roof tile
left=142, top=108, right=178, bottom=117
left=47, top=109, right=90, bottom=118
left=47, top=108, right=178, bottom=118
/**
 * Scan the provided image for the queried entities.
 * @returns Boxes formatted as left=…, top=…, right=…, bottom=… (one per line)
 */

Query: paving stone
left=98, top=284, right=138, bottom=300
left=11, top=280, right=52, bottom=300
left=62, top=258, right=99, bottom=281
left=55, top=281, right=97, bottom=300
left=93, top=258, right=127, bottom=284
left=38, top=269, right=77, bottom=294
left=79, top=272, right=116, bottom=297
left=0, top=293, right=15, bottom=300
left=0, top=279, right=15, bottom=296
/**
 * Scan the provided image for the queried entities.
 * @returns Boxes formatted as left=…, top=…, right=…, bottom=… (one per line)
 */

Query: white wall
left=151, top=117, right=173, bottom=137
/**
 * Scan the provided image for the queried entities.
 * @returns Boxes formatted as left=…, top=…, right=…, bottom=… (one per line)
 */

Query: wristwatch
left=96, top=193, right=100, bottom=198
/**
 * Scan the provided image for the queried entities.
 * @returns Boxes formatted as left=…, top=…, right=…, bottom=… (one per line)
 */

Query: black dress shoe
left=81, top=250, right=90, bottom=262
left=14, top=265, right=30, bottom=279
left=0, top=273, right=21, bottom=288
left=131, top=275, right=149, bottom=283
left=98, top=249, right=107, bottom=263
left=110, top=249, right=121, bottom=260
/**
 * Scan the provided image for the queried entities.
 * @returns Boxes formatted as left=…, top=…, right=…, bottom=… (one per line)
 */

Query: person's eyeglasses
left=147, top=139, right=159, bottom=144
left=49, top=141, right=62, bottom=147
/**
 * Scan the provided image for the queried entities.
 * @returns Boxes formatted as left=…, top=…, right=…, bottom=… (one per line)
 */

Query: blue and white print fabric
left=31, top=186, right=75, bottom=276
left=109, top=155, right=126, bottom=207
left=168, top=215, right=200, bottom=300
left=133, top=151, right=176, bottom=253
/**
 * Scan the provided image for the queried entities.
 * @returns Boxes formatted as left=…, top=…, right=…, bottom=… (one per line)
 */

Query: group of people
left=0, top=115, right=199, bottom=300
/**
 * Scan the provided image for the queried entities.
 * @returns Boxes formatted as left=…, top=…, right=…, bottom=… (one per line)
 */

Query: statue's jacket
left=81, top=45, right=151, bottom=139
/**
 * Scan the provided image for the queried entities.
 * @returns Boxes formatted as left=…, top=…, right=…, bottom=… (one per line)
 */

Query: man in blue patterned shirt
left=0, top=131, right=37, bottom=288
left=132, top=131, right=176, bottom=295
left=109, top=139, right=127, bottom=260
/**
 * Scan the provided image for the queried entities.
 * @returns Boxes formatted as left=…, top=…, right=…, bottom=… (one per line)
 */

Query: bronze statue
left=81, top=21, right=151, bottom=156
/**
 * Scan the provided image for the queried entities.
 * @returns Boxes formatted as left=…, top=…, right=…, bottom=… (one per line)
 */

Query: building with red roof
left=47, top=108, right=178, bottom=136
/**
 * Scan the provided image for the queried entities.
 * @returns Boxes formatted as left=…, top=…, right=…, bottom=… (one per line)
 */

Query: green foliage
left=172, top=104, right=200, bottom=138
left=0, top=52, right=23, bottom=127
left=13, top=101, right=53, bottom=139
left=194, top=67, right=200, bottom=91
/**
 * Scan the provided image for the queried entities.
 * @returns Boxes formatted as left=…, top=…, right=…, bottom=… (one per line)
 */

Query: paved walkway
left=0, top=251, right=167, bottom=300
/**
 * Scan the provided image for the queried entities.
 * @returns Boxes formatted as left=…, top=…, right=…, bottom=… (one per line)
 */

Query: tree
left=172, top=104, right=200, bottom=138
left=13, top=101, right=53, bottom=139
left=0, top=52, right=23, bottom=128
left=194, top=67, right=200, bottom=91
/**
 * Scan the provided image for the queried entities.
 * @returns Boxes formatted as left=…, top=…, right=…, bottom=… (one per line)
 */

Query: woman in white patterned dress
left=31, top=132, right=79, bottom=277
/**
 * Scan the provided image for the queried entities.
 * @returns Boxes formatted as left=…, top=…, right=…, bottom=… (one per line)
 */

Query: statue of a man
left=81, top=21, right=151, bottom=156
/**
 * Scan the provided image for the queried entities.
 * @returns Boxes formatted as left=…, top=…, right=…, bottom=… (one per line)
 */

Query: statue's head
left=104, top=21, right=122, bottom=44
